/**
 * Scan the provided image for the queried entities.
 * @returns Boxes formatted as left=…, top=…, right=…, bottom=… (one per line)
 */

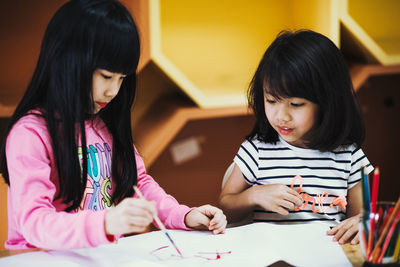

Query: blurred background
left=1, top=0, right=399, bottom=250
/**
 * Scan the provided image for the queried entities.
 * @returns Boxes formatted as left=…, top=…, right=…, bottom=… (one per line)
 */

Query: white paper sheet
left=0, top=222, right=352, bottom=267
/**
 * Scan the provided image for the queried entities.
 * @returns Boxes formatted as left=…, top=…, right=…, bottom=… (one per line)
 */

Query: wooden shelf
left=133, top=93, right=251, bottom=167
left=339, top=0, right=400, bottom=65
left=350, top=64, right=400, bottom=91
left=121, top=0, right=151, bottom=72
left=149, top=0, right=339, bottom=108
left=147, top=112, right=255, bottom=207
left=0, top=104, right=15, bottom=118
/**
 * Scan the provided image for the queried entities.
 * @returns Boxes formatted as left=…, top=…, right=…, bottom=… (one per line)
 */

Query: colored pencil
left=393, top=231, right=400, bottom=262
left=370, top=197, right=400, bottom=262
left=133, top=186, right=183, bottom=257
left=363, top=172, right=371, bottom=214
left=367, top=167, right=380, bottom=259
left=359, top=222, right=368, bottom=254
left=377, top=207, right=400, bottom=263
left=360, top=167, right=369, bottom=242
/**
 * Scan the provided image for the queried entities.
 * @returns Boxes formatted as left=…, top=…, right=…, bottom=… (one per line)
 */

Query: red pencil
left=380, top=206, right=394, bottom=235
left=367, top=167, right=380, bottom=259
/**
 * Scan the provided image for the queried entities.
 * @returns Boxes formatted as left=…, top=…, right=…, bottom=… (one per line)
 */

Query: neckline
left=278, top=136, right=318, bottom=154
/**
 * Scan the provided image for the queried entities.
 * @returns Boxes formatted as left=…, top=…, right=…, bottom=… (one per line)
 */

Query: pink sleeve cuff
left=92, top=209, right=118, bottom=245
left=165, top=206, right=197, bottom=231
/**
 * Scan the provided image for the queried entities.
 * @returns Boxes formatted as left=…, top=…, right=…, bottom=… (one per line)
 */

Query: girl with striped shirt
left=218, top=30, right=373, bottom=245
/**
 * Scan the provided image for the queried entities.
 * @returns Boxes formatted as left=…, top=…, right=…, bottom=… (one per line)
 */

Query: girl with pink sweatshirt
left=0, top=0, right=226, bottom=250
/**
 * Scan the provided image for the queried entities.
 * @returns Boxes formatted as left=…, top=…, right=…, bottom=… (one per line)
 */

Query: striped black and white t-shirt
left=234, top=136, right=373, bottom=225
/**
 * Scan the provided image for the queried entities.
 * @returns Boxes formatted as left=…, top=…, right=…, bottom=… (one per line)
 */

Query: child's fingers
left=351, top=233, right=359, bottom=244
left=337, top=225, right=358, bottom=244
left=212, top=226, right=226, bottom=235
left=198, top=205, right=224, bottom=218
left=209, top=214, right=227, bottom=234
left=195, top=211, right=212, bottom=228
left=192, top=205, right=227, bottom=233
left=333, top=223, right=353, bottom=243
left=327, top=227, right=336, bottom=235
left=278, top=198, right=299, bottom=212
left=210, top=220, right=226, bottom=234
left=327, top=223, right=341, bottom=235
left=209, top=211, right=226, bottom=227
left=126, top=201, right=155, bottom=220
left=275, top=206, right=289, bottom=216
left=287, top=188, right=303, bottom=203
left=283, top=194, right=303, bottom=209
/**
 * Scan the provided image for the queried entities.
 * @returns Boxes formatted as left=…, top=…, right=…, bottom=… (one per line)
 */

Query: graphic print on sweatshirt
left=78, top=142, right=113, bottom=211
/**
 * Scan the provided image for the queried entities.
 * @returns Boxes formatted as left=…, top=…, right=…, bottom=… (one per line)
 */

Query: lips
left=97, top=102, right=108, bottom=108
left=278, top=126, right=293, bottom=135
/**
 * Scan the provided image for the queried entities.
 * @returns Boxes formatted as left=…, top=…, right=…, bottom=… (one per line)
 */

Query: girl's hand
left=184, top=205, right=227, bottom=234
left=251, top=184, right=303, bottom=215
left=105, top=198, right=157, bottom=236
left=326, top=213, right=361, bottom=244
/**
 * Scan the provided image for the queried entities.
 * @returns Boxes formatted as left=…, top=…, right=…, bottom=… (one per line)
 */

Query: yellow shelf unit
left=149, top=0, right=340, bottom=108
left=339, top=0, right=400, bottom=65
left=136, top=0, right=400, bottom=168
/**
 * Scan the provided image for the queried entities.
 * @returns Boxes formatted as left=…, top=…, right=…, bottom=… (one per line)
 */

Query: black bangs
left=95, top=22, right=140, bottom=75
left=84, top=0, right=140, bottom=75
left=261, top=31, right=322, bottom=104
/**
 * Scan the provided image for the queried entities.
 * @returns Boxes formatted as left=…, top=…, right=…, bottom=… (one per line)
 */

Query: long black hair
left=247, top=30, right=365, bottom=151
left=0, top=0, right=140, bottom=211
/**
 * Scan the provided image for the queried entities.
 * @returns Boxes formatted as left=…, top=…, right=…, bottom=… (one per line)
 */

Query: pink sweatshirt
left=5, top=112, right=192, bottom=250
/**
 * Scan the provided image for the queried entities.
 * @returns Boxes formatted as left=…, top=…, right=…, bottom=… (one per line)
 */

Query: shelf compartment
left=149, top=0, right=340, bottom=108
left=339, top=0, right=400, bottom=65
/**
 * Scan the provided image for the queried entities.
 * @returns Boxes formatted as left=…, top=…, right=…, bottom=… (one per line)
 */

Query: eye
left=266, top=99, right=276, bottom=104
left=120, top=76, right=126, bottom=80
left=101, top=74, right=112, bottom=79
left=291, top=102, right=305, bottom=107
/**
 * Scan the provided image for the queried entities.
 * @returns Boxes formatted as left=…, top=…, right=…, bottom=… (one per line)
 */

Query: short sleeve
left=348, top=146, right=374, bottom=188
left=233, top=139, right=259, bottom=185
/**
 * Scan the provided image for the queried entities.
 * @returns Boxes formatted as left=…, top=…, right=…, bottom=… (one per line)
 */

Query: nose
left=104, top=80, right=121, bottom=98
left=276, top=104, right=291, bottom=123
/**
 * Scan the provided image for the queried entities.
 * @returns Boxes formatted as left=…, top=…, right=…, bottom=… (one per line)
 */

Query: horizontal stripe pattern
left=234, top=137, right=373, bottom=224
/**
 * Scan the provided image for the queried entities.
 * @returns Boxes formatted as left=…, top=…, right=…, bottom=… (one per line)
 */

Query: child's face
left=264, top=93, right=318, bottom=148
left=92, top=68, right=126, bottom=113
